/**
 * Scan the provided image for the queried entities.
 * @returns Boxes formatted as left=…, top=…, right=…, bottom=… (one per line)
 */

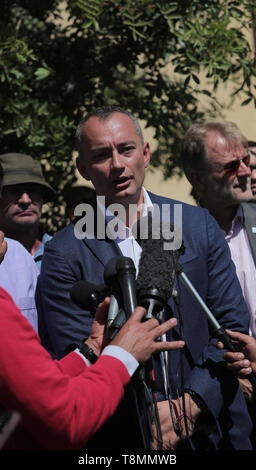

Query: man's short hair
left=181, top=120, right=248, bottom=182
left=75, top=105, right=144, bottom=154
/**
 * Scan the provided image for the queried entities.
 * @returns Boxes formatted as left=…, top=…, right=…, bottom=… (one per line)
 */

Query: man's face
left=193, top=132, right=252, bottom=208
left=76, top=112, right=150, bottom=208
left=249, top=146, right=256, bottom=200
left=0, top=184, right=43, bottom=230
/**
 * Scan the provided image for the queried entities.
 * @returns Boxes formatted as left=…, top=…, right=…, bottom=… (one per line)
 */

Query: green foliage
left=1, top=0, right=256, bottom=231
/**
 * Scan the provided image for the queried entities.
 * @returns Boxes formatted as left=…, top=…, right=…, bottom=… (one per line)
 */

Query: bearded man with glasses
left=181, top=121, right=256, bottom=342
left=181, top=122, right=256, bottom=441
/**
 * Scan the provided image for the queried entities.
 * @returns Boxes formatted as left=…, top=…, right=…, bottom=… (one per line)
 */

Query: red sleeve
left=0, top=288, right=130, bottom=449
left=56, top=350, right=86, bottom=376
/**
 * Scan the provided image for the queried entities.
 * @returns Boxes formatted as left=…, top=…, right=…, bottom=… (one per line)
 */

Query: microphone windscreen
left=136, top=237, right=176, bottom=305
left=133, top=215, right=179, bottom=307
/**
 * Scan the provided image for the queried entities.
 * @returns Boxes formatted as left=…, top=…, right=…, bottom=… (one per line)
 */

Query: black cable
left=147, top=367, right=163, bottom=450
left=129, top=386, right=147, bottom=450
left=158, top=306, right=183, bottom=442
left=162, top=350, right=183, bottom=437
left=142, top=379, right=161, bottom=450
left=131, top=362, right=163, bottom=450
left=173, top=284, right=193, bottom=447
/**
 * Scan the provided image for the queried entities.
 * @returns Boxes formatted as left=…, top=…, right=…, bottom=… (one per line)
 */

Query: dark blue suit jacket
left=37, top=192, right=252, bottom=449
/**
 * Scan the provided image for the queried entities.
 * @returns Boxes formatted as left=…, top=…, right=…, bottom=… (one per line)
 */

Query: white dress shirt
left=98, top=187, right=154, bottom=274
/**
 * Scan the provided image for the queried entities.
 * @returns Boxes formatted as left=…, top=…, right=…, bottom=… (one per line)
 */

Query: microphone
left=70, top=280, right=109, bottom=313
left=132, top=215, right=181, bottom=317
left=104, top=257, right=123, bottom=328
left=104, top=256, right=138, bottom=339
left=116, top=257, right=137, bottom=318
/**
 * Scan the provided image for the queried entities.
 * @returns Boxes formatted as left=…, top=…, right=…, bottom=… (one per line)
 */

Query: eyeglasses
left=220, top=154, right=250, bottom=175
left=250, top=165, right=256, bottom=172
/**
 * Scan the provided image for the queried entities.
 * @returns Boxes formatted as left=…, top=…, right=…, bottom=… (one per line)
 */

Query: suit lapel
left=75, top=198, right=123, bottom=267
left=83, top=237, right=122, bottom=267
left=148, top=192, right=197, bottom=265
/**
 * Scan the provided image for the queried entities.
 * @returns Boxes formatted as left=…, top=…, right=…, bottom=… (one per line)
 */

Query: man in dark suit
left=37, top=107, right=253, bottom=450
left=181, top=120, right=256, bottom=339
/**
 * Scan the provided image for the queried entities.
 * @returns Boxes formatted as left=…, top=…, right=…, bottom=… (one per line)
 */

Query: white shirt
left=0, top=238, right=39, bottom=331
left=97, top=187, right=154, bottom=275
left=75, top=345, right=139, bottom=377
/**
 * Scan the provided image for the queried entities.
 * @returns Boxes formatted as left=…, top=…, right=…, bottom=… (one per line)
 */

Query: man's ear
left=76, top=157, right=90, bottom=181
left=143, top=142, right=151, bottom=169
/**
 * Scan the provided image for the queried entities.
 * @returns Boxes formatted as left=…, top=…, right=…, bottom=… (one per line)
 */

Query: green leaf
left=35, top=67, right=51, bottom=80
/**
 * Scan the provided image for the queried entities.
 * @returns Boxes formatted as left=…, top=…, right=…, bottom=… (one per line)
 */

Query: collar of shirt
left=96, top=188, right=153, bottom=272
left=225, top=205, right=244, bottom=241
left=34, top=233, right=52, bottom=260
left=96, top=187, right=154, bottom=242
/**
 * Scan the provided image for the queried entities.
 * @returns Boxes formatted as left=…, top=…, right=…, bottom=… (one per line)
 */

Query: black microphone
left=116, top=257, right=137, bottom=318
left=104, top=257, right=123, bottom=328
left=70, top=280, right=109, bottom=313
left=132, top=215, right=181, bottom=317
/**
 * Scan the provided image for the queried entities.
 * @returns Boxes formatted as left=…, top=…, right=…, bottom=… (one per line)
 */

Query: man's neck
left=206, top=204, right=239, bottom=233
left=105, top=188, right=145, bottom=228
left=3, top=225, right=42, bottom=255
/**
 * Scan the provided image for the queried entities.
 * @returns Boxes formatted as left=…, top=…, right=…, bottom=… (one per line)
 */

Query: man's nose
left=111, top=150, right=124, bottom=169
left=18, top=192, right=32, bottom=204
left=237, top=159, right=251, bottom=177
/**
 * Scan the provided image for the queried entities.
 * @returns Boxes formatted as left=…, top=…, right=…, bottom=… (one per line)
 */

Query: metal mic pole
left=175, top=263, right=256, bottom=392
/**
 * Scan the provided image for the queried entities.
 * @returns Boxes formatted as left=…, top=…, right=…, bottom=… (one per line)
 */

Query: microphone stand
left=108, top=307, right=163, bottom=450
left=116, top=257, right=165, bottom=449
left=175, top=262, right=256, bottom=392
left=106, top=256, right=163, bottom=450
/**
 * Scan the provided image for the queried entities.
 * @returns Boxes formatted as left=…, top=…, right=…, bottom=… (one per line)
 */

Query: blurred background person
left=0, top=160, right=39, bottom=330
left=248, top=141, right=256, bottom=201
left=181, top=121, right=256, bottom=338
left=0, top=153, right=55, bottom=271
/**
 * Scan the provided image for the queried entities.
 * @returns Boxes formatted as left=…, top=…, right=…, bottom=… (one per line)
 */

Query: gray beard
left=203, top=176, right=250, bottom=207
